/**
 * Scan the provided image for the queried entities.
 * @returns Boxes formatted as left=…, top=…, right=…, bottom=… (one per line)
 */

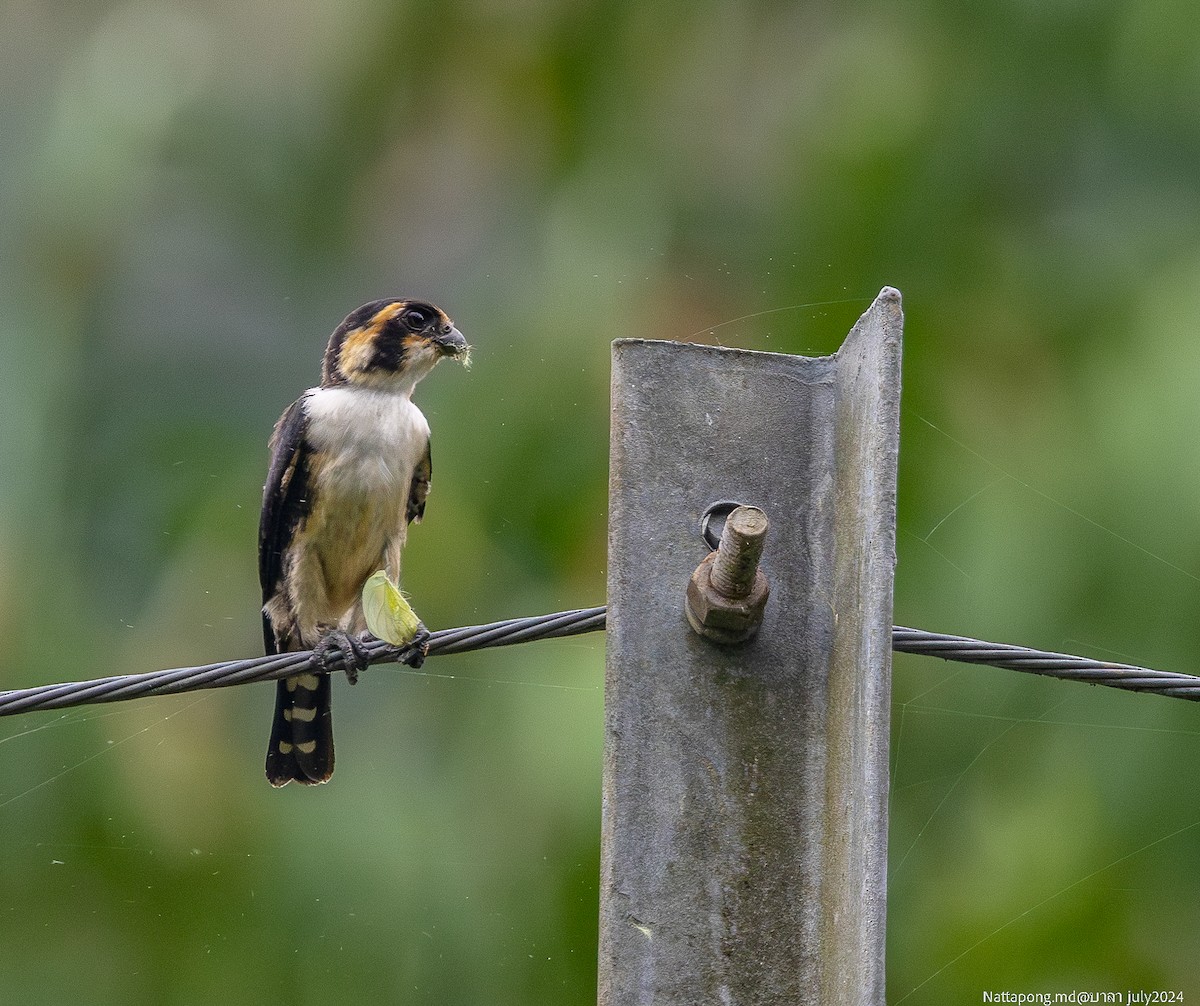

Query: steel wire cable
left=0, top=607, right=606, bottom=716
left=1, top=607, right=1197, bottom=717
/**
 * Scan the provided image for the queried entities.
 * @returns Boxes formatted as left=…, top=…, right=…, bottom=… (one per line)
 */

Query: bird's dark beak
left=432, top=325, right=468, bottom=357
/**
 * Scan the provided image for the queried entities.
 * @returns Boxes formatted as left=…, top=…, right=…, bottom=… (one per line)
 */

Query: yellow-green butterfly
left=362, top=571, right=422, bottom=646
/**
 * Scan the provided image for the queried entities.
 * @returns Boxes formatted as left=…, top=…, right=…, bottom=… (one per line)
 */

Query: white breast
left=303, top=386, right=430, bottom=502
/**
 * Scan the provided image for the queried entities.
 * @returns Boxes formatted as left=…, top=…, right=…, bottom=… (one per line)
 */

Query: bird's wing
left=406, top=439, right=432, bottom=524
left=258, top=396, right=311, bottom=653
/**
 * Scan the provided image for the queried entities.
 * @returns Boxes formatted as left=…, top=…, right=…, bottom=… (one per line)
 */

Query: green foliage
left=2, top=1, right=1199, bottom=1001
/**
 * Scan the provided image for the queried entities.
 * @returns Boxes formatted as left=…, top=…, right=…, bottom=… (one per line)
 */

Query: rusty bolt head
left=684, top=551, right=770, bottom=645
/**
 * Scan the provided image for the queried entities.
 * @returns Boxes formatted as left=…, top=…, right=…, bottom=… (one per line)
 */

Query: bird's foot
left=383, top=623, right=431, bottom=670
left=313, top=627, right=372, bottom=685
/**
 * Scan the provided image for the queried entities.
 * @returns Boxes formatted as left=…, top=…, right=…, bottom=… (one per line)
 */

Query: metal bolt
left=709, top=506, right=769, bottom=598
left=685, top=505, right=770, bottom=645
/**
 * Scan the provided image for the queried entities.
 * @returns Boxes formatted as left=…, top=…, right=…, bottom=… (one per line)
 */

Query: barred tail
left=265, top=672, right=334, bottom=786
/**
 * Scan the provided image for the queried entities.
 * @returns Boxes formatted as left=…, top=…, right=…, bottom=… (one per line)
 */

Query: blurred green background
left=3, top=1, right=1200, bottom=1002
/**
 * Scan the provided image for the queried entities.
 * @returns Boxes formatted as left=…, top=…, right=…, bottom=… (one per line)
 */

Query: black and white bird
left=258, top=299, right=467, bottom=786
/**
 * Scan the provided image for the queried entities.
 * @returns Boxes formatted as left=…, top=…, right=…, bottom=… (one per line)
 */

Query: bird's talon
left=403, top=625, right=432, bottom=670
left=378, top=625, right=430, bottom=669
left=313, top=628, right=371, bottom=684
left=346, top=634, right=371, bottom=684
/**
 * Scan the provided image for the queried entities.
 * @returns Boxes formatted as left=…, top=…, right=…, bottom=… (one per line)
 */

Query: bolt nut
left=685, top=551, right=770, bottom=644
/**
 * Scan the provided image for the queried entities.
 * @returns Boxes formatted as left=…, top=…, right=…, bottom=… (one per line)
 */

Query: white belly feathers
left=304, top=386, right=430, bottom=502
left=291, top=386, right=431, bottom=626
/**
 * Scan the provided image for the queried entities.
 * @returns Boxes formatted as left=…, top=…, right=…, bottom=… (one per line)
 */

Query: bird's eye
left=402, top=308, right=428, bottom=330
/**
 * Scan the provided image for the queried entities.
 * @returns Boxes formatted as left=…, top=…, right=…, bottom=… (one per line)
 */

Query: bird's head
left=321, top=298, right=469, bottom=391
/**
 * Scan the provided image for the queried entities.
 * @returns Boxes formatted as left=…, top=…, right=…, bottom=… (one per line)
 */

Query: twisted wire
left=1, top=607, right=1197, bottom=718
left=0, top=607, right=605, bottom=717
left=891, top=626, right=1200, bottom=699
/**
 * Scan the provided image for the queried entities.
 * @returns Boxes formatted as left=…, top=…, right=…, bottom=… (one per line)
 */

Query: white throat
left=303, top=386, right=430, bottom=497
